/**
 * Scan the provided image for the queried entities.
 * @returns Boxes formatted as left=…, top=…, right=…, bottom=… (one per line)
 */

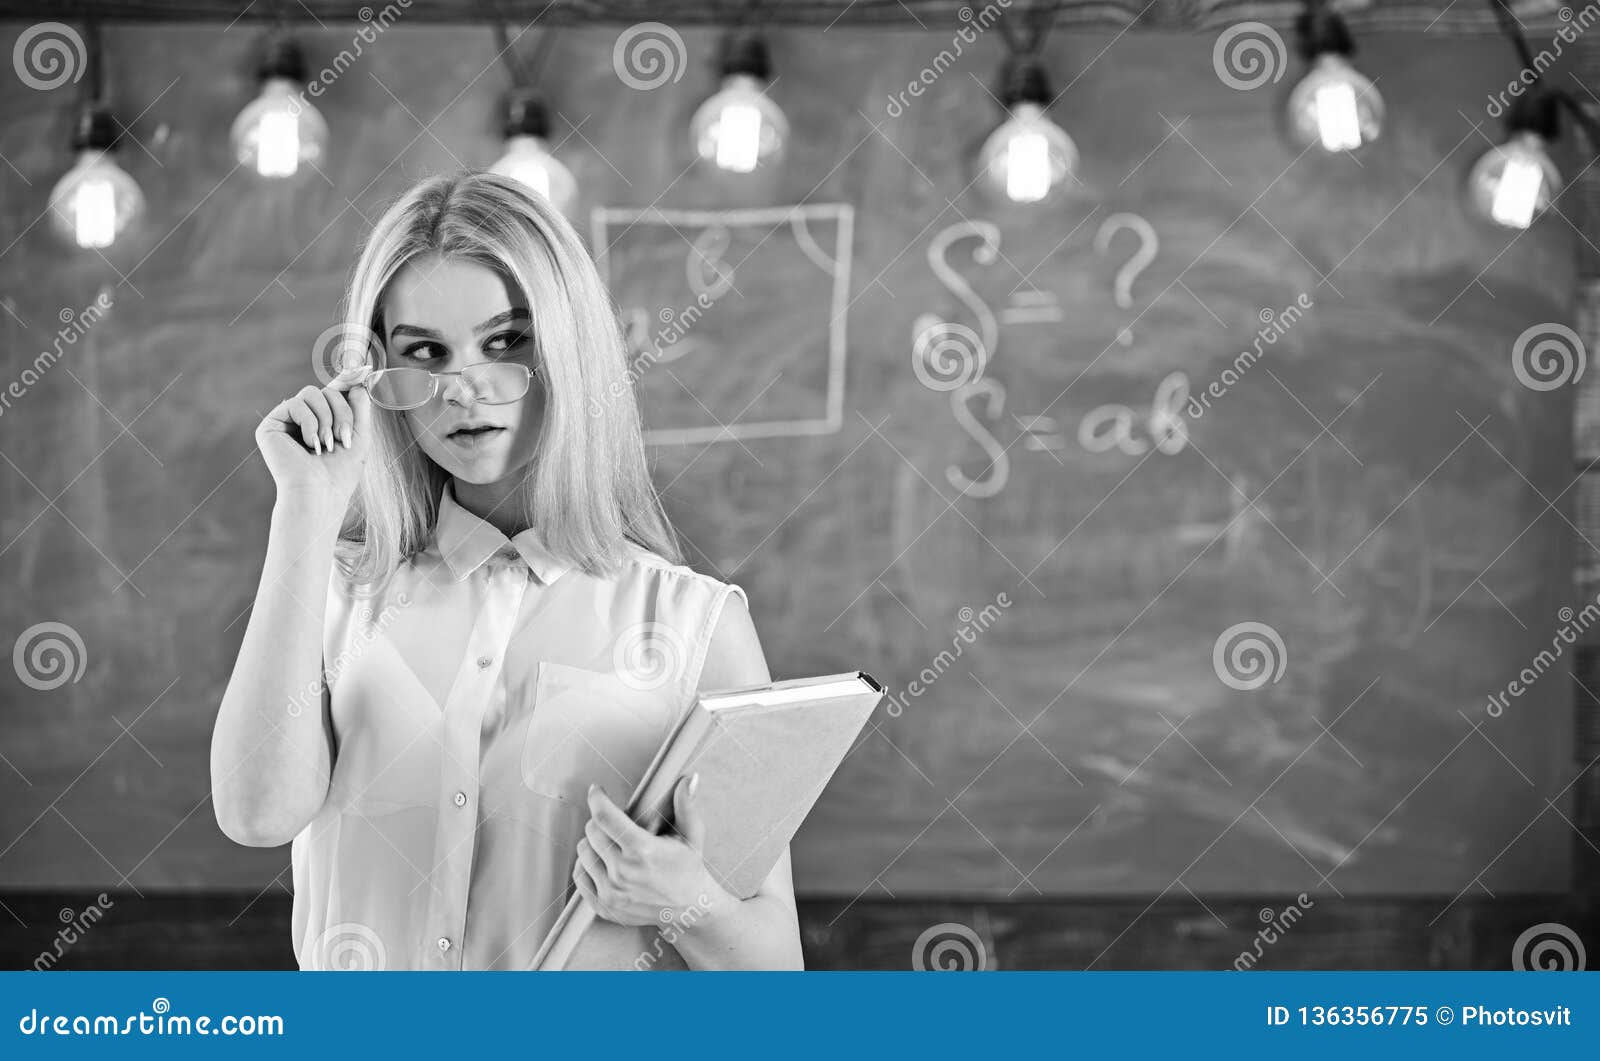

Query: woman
left=209, top=171, right=802, bottom=971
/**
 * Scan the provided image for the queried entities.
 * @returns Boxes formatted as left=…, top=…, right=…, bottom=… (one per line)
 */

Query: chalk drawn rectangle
left=590, top=204, right=853, bottom=445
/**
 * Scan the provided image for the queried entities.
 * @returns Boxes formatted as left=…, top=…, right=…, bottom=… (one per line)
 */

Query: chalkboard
left=0, top=23, right=1579, bottom=900
left=593, top=204, right=852, bottom=444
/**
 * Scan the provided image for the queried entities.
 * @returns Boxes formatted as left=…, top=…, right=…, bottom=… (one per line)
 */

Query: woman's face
left=379, top=254, right=546, bottom=486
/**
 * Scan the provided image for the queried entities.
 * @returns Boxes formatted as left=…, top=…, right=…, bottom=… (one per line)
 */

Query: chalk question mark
left=1094, top=213, right=1158, bottom=347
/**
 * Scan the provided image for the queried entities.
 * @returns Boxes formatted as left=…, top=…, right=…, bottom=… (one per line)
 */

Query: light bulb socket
left=998, top=57, right=1052, bottom=108
left=71, top=103, right=119, bottom=152
left=718, top=31, right=771, bottom=81
left=502, top=89, right=551, bottom=140
left=1507, top=89, right=1560, bottom=142
left=1295, top=8, right=1354, bottom=61
left=259, top=34, right=307, bottom=83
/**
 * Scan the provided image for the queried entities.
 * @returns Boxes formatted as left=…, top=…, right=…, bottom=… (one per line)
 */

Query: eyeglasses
left=365, top=362, right=540, bottom=411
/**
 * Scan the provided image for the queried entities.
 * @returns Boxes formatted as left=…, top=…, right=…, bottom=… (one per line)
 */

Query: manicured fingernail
left=689, top=772, right=699, bottom=796
left=311, top=435, right=320, bottom=454
left=341, top=425, right=352, bottom=448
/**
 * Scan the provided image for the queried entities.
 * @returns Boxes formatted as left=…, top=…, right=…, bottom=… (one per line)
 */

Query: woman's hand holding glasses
left=254, top=365, right=374, bottom=511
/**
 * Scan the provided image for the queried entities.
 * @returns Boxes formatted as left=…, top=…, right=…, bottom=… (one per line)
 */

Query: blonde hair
left=331, top=170, right=682, bottom=587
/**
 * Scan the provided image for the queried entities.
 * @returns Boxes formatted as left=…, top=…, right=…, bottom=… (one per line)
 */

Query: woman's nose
left=441, top=372, right=483, bottom=407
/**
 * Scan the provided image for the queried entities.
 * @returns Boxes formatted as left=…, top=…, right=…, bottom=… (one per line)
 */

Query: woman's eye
left=486, top=331, right=530, bottom=355
left=399, top=342, right=445, bottom=364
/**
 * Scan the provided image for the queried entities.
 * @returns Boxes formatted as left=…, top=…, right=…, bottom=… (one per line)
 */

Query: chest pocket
left=520, top=661, right=683, bottom=806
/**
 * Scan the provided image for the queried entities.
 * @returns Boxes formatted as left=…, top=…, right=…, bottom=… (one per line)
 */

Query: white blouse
left=290, top=483, right=748, bottom=970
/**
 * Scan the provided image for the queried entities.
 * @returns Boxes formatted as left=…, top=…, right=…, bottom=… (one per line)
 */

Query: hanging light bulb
left=48, top=103, right=145, bottom=250
left=1286, top=5, right=1383, bottom=153
left=1467, top=90, right=1561, bottom=230
left=690, top=31, right=787, bottom=174
left=490, top=90, right=576, bottom=215
left=978, top=57, right=1078, bottom=205
left=230, top=34, right=329, bottom=179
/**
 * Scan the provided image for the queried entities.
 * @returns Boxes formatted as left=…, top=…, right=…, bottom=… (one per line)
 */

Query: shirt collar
left=434, top=483, right=573, bottom=586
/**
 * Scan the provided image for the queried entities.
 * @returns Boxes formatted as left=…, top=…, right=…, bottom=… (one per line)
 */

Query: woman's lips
left=445, top=425, right=505, bottom=447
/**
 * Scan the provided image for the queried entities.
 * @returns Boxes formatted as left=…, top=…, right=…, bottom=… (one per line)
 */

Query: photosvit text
left=1265, top=1004, right=1573, bottom=1027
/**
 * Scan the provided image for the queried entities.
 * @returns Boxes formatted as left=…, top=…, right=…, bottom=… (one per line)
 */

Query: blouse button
left=453, top=791, right=467, bottom=807
left=437, top=936, right=451, bottom=952
left=477, top=655, right=493, bottom=669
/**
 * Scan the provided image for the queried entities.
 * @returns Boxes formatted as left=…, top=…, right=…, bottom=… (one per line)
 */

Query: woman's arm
left=209, top=491, right=342, bottom=847
left=669, top=842, right=802, bottom=971
left=209, top=371, right=372, bottom=847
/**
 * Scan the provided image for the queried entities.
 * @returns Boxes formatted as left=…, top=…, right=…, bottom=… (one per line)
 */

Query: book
left=527, top=670, right=884, bottom=970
